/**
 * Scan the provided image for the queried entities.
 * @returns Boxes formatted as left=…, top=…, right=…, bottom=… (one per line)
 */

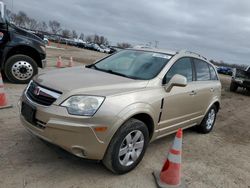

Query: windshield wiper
left=86, top=64, right=99, bottom=70
left=104, top=69, right=139, bottom=79
left=86, top=65, right=139, bottom=79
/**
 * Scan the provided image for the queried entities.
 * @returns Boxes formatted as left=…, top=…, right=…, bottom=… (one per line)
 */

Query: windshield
left=90, top=50, right=172, bottom=80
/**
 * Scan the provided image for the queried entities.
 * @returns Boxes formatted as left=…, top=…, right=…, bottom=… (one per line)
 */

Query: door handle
left=210, top=88, right=215, bottom=92
left=189, top=90, right=197, bottom=96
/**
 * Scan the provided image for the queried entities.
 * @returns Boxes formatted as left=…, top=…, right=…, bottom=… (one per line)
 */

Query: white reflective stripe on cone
left=168, top=152, right=181, bottom=164
left=172, top=137, right=182, bottom=151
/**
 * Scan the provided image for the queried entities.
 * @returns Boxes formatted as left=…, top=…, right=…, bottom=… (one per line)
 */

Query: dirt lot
left=0, top=46, right=250, bottom=188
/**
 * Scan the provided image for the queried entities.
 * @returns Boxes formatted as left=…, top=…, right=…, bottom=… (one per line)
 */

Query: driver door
left=158, top=57, right=198, bottom=137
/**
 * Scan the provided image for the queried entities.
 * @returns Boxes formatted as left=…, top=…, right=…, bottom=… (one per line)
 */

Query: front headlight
left=61, top=96, right=105, bottom=116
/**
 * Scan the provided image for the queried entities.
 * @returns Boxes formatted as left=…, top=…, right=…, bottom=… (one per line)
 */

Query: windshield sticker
left=152, top=53, right=171, bottom=59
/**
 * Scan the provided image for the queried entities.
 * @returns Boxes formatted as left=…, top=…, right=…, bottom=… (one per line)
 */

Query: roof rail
left=178, top=50, right=207, bottom=60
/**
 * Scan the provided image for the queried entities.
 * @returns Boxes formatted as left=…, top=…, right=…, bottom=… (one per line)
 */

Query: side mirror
left=164, top=74, right=187, bottom=92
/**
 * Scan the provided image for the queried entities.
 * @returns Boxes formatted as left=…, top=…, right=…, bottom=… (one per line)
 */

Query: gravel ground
left=0, top=47, right=250, bottom=188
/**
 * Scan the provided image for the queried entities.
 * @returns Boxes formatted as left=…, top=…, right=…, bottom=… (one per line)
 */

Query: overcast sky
left=3, top=0, right=250, bottom=65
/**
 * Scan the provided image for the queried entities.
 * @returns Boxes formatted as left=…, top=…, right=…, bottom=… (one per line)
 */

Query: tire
left=4, top=54, right=38, bottom=84
left=196, top=105, right=217, bottom=134
left=230, top=81, right=238, bottom=92
left=102, top=118, right=149, bottom=174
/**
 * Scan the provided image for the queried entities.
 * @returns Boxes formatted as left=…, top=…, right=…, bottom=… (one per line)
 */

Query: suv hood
left=8, top=23, right=44, bottom=45
left=34, top=66, right=149, bottom=96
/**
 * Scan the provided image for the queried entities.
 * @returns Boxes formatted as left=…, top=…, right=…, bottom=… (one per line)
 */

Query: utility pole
left=155, top=40, right=159, bottom=48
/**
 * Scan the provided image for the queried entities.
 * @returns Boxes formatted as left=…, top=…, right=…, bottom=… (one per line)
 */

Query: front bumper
left=19, top=96, right=108, bottom=160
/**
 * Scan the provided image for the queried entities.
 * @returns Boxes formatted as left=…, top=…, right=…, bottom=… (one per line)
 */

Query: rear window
left=194, top=59, right=210, bottom=81
left=208, top=64, right=218, bottom=80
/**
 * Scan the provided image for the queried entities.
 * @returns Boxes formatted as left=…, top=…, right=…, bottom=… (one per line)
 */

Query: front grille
left=26, top=81, right=62, bottom=106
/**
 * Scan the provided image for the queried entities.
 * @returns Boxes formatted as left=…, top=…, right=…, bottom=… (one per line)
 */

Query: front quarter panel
left=94, top=89, right=163, bottom=144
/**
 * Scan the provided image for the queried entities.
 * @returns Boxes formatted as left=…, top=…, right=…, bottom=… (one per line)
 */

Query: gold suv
left=20, top=48, right=221, bottom=174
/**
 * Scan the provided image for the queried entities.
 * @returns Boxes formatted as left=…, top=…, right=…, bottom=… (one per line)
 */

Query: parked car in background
left=76, top=39, right=86, bottom=48
left=230, top=66, right=250, bottom=92
left=100, top=45, right=111, bottom=53
left=20, top=48, right=221, bottom=174
left=43, top=37, right=49, bottom=45
left=108, top=47, right=117, bottom=54
left=0, top=2, right=46, bottom=84
left=217, top=66, right=233, bottom=75
left=92, top=43, right=101, bottom=51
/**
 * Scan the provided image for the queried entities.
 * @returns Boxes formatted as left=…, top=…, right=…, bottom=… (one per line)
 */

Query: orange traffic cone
left=0, top=74, right=12, bottom=109
left=68, top=57, right=74, bottom=67
left=153, top=128, right=184, bottom=187
left=56, top=56, right=63, bottom=68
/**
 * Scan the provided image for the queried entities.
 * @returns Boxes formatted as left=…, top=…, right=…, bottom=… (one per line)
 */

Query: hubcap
left=118, top=130, right=144, bottom=167
left=206, top=109, right=215, bottom=130
left=11, top=61, right=33, bottom=80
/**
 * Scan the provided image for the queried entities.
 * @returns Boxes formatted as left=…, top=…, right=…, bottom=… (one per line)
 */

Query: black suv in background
left=0, top=2, right=46, bottom=84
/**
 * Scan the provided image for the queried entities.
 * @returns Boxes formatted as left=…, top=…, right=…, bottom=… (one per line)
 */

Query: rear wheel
left=196, top=105, right=217, bottom=134
left=4, top=54, right=38, bottom=84
left=102, top=118, right=149, bottom=174
left=230, top=81, right=238, bottom=92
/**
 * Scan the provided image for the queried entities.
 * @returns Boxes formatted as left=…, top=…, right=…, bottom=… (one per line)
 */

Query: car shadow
left=38, top=138, right=114, bottom=175
left=225, top=87, right=250, bottom=97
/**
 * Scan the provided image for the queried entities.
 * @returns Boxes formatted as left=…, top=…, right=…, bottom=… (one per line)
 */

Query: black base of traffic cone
left=0, top=104, right=12, bottom=109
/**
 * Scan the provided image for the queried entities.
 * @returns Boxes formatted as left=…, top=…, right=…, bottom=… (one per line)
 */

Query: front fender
left=104, top=102, right=158, bottom=144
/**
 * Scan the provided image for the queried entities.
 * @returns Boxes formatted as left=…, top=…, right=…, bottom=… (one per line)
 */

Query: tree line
left=210, top=59, right=247, bottom=70
left=6, top=10, right=133, bottom=47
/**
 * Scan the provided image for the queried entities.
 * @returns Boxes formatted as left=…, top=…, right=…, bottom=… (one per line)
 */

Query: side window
left=208, top=64, right=218, bottom=80
left=194, top=59, right=210, bottom=81
left=165, top=57, right=193, bottom=83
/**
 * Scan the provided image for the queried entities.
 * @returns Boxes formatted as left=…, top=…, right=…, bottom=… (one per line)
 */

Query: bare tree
left=71, top=30, right=78, bottom=39
left=79, top=33, right=84, bottom=40
left=49, top=20, right=61, bottom=34
left=26, top=18, right=38, bottom=30
left=37, top=21, right=48, bottom=32
left=117, top=42, right=132, bottom=49
left=14, top=11, right=29, bottom=27
left=85, top=35, right=93, bottom=42
left=99, top=36, right=105, bottom=45
left=93, top=34, right=100, bottom=44
left=61, top=29, right=71, bottom=38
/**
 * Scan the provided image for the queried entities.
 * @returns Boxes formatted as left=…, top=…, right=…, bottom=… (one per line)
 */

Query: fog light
left=71, top=146, right=86, bottom=158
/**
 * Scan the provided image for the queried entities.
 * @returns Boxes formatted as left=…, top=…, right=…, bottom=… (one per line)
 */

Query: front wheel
left=196, top=105, right=217, bottom=134
left=102, top=118, right=149, bottom=174
left=4, top=54, right=38, bottom=84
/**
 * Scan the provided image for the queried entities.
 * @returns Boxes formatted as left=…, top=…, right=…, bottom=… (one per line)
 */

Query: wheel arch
left=129, top=113, right=155, bottom=140
left=105, top=103, right=157, bottom=147
left=206, top=100, right=220, bottom=115
left=213, top=101, right=220, bottom=112
left=4, top=45, right=41, bottom=69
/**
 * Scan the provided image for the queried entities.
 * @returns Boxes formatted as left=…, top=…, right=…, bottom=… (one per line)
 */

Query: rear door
left=192, top=58, right=218, bottom=119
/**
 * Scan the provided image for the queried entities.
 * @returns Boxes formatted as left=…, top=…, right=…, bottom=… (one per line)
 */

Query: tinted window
left=208, top=64, right=218, bottom=80
left=165, top=57, right=193, bottom=83
left=194, top=59, right=210, bottom=81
